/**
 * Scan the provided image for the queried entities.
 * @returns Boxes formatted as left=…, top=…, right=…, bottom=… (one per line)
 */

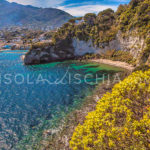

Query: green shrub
left=84, top=13, right=96, bottom=25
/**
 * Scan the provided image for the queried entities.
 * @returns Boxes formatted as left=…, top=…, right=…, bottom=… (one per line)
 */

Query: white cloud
left=6, top=0, right=125, bottom=16
left=57, top=4, right=118, bottom=16
left=7, top=0, right=65, bottom=7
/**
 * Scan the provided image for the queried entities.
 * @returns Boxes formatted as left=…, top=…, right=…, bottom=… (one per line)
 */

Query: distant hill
left=0, top=0, right=73, bottom=29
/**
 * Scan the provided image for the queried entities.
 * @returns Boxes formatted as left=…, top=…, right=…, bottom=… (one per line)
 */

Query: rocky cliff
left=24, top=38, right=75, bottom=65
left=24, top=0, right=150, bottom=65
left=24, top=32, right=146, bottom=65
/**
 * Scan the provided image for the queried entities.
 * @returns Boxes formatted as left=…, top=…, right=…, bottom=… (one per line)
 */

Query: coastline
left=38, top=82, right=115, bottom=150
left=37, top=71, right=129, bottom=150
left=1, top=51, right=132, bottom=149
left=21, top=52, right=135, bottom=71
left=90, top=59, right=135, bottom=71
left=18, top=54, right=134, bottom=149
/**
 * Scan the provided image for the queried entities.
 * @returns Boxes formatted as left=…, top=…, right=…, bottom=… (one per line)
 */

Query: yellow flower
left=70, top=69, right=150, bottom=149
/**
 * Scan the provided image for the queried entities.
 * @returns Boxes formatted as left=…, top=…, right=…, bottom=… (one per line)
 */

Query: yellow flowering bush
left=70, top=70, right=150, bottom=150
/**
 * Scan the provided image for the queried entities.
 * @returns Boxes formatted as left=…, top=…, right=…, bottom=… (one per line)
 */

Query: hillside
left=22, top=0, right=150, bottom=149
left=24, top=0, right=150, bottom=66
left=70, top=68, right=150, bottom=150
left=0, top=0, right=73, bottom=29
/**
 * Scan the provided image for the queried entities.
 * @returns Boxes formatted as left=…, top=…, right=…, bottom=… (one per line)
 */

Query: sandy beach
left=91, top=59, right=135, bottom=71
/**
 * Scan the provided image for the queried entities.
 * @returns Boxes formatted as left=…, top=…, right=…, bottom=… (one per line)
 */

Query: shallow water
left=0, top=50, right=122, bottom=149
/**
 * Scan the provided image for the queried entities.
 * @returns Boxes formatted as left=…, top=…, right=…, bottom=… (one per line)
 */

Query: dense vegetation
left=118, top=0, right=150, bottom=35
left=52, top=8, right=117, bottom=46
left=100, top=50, right=136, bottom=65
left=70, top=69, right=150, bottom=149
left=52, top=0, right=150, bottom=45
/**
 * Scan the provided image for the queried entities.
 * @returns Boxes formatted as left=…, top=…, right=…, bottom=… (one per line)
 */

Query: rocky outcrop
left=24, top=31, right=146, bottom=65
left=24, top=38, right=75, bottom=65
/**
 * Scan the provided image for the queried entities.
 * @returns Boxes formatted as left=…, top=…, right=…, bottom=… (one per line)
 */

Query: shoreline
left=21, top=54, right=135, bottom=71
left=1, top=51, right=132, bottom=149
left=37, top=71, right=129, bottom=150
left=39, top=82, right=114, bottom=149
left=90, top=59, right=135, bottom=71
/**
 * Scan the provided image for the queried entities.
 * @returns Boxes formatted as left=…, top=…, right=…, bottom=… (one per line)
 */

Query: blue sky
left=7, top=0, right=130, bottom=16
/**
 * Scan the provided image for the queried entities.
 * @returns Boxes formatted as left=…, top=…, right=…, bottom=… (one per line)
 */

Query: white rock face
left=116, top=31, right=146, bottom=58
left=73, top=38, right=100, bottom=56
left=24, top=31, right=146, bottom=65
left=72, top=31, right=146, bottom=58
left=72, top=38, right=120, bottom=56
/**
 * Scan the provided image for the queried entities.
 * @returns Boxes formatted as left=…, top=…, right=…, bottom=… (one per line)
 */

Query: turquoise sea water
left=0, top=50, right=122, bottom=149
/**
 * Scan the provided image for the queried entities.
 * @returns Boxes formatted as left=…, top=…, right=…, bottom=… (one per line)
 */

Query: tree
left=84, top=13, right=96, bottom=26
left=116, top=4, right=127, bottom=16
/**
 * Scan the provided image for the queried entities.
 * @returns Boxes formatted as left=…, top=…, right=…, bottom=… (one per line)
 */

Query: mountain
left=0, top=0, right=73, bottom=29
